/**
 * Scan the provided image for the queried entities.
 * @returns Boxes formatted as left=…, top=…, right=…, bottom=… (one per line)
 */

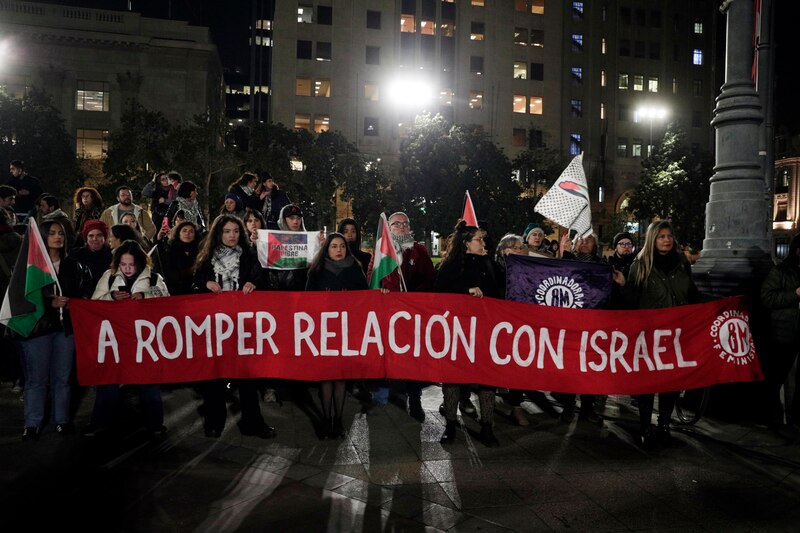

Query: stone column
left=693, top=0, right=773, bottom=296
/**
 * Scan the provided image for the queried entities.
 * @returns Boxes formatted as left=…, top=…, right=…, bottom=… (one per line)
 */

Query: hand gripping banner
left=70, top=292, right=762, bottom=394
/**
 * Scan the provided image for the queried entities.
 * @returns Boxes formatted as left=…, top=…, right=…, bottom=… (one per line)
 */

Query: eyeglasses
left=390, top=221, right=410, bottom=228
left=617, top=242, right=634, bottom=248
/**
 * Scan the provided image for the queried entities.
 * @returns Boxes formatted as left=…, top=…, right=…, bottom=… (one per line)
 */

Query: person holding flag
left=1, top=219, right=92, bottom=440
left=367, top=212, right=435, bottom=421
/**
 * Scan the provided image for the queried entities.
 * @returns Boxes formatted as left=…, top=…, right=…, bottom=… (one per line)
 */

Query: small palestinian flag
left=0, top=219, right=60, bottom=337
left=369, top=213, right=400, bottom=289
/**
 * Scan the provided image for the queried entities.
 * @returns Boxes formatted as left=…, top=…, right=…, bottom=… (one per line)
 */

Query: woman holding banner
left=159, top=221, right=199, bottom=296
left=18, top=220, right=92, bottom=440
left=193, top=215, right=275, bottom=439
left=306, top=232, right=369, bottom=439
left=85, top=240, right=169, bottom=437
left=435, top=221, right=502, bottom=447
left=616, top=220, right=703, bottom=449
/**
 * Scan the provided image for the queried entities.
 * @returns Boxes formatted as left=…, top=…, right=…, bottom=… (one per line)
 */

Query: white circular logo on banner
left=710, top=310, right=755, bottom=365
left=534, top=276, right=585, bottom=308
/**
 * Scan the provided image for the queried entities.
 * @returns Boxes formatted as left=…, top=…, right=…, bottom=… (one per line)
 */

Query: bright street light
left=386, top=76, right=435, bottom=109
left=636, top=106, right=669, bottom=157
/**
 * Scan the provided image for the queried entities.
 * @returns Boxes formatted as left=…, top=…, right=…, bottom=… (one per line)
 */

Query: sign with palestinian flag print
left=256, top=230, right=321, bottom=270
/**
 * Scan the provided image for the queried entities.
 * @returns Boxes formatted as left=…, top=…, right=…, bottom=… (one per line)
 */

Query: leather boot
left=655, top=423, right=673, bottom=447
left=479, top=422, right=500, bottom=447
left=440, top=421, right=457, bottom=444
left=330, top=417, right=345, bottom=439
left=639, top=425, right=656, bottom=450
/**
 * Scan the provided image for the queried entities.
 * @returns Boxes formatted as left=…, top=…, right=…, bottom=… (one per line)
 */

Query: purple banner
left=505, top=254, right=612, bottom=309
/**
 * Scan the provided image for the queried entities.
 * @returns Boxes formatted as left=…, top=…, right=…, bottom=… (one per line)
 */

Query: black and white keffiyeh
left=212, top=245, right=242, bottom=291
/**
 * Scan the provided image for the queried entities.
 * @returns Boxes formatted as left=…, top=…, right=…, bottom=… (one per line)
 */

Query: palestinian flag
left=255, top=230, right=320, bottom=270
left=369, top=213, right=400, bottom=289
left=0, top=219, right=60, bottom=337
left=462, top=190, right=478, bottom=227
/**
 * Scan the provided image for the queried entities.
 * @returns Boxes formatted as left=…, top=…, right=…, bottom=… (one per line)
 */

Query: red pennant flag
left=462, top=190, right=478, bottom=227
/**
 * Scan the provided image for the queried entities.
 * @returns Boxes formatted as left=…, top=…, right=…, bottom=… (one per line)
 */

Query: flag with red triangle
left=462, top=190, right=478, bottom=227
left=368, top=213, right=401, bottom=289
left=0, top=219, right=61, bottom=337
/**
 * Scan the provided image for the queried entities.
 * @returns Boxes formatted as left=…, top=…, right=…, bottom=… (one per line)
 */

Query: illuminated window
left=439, top=88, right=453, bottom=105
left=420, top=19, right=435, bottom=35
left=514, top=27, right=528, bottom=46
left=531, top=0, right=544, bottom=15
left=401, top=14, right=415, bottom=32
left=618, top=73, right=629, bottom=89
left=76, top=81, right=109, bottom=112
left=648, top=77, right=659, bottom=93
left=255, top=19, right=271, bottom=30
left=529, top=96, right=543, bottom=115
left=571, top=34, right=583, bottom=52
left=295, top=113, right=311, bottom=130
left=75, top=129, right=108, bottom=158
left=570, top=133, right=581, bottom=155
left=633, top=74, right=644, bottom=91
left=364, top=82, right=379, bottom=101
left=530, top=29, right=544, bottom=47
left=296, top=77, right=311, bottom=96
left=513, top=95, right=527, bottom=113
left=632, top=139, right=643, bottom=157
left=601, top=38, right=607, bottom=54
left=693, top=49, right=703, bottom=65
left=694, top=19, right=703, bottom=34
left=314, top=114, right=330, bottom=133
left=469, top=91, right=483, bottom=110
left=601, top=70, right=607, bottom=86
left=513, top=62, right=527, bottom=79
left=364, top=117, right=379, bottom=136
left=673, top=77, right=678, bottom=94
left=472, top=0, right=485, bottom=5
left=297, top=5, right=312, bottom=23
left=600, top=103, right=605, bottom=119
left=440, top=23, right=455, bottom=37
left=314, top=79, right=330, bottom=97
left=571, top=67, right=582, bottom=81
left=471, top=22, right=485, bottom=41
left=512, top=128, right=527, bottom=147
left=617, top=138, right=627, bottom=158
left=573, top=2, right=584, bottom=16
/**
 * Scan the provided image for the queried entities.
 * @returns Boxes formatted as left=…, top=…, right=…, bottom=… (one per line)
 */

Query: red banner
left=70, top=293, right=762, bottom=394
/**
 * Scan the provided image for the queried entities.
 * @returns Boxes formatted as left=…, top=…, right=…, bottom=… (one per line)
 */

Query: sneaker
left=22, top=426, right=39, bottom=441
left=460, top=399, right=477, bottom=417
left=55, top=423, right=75, bottom=435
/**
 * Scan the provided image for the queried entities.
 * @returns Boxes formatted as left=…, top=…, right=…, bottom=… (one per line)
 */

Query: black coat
left=193, top=246, right=266, bottom=292
left=70, top=246, right=113, bottom=288
left=306, top=261, right=369, bottom=291
left=434, top=254, right=502, bottom=299
left=32, top=256, right=92, bottom=337
left=160, top=241, right=199, bottom=296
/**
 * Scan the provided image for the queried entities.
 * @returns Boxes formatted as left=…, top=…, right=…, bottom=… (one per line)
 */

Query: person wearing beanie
left=523, top=224, right=553, bottom=257
left=70, top=219, right=113, bottom=287
left=220, top=192, right=245, bottom=220
left=605, top=232, right=636, bottom=277
left=336, top=217, right=372, bottom=276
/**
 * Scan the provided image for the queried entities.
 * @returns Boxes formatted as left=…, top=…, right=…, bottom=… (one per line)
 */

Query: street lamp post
left=636, top=106, right=668, bottom=157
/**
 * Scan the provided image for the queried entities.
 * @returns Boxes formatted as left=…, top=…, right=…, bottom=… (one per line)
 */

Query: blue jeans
left=20, top=332, right=74, bottom=427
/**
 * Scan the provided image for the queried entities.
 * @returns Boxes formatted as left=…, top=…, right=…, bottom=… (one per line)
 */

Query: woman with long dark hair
left=193, top=215, right=274, bottom=438
left=165, top=181, right=205, bottom=234
left=254, top=172, right=291, bottom=229
left=228, top=172, right=260, bottom=211
left=141, top=171, right=172, bottom=229
left=160, top=221, right=199, bottom=295
left=435, top=220, right=502, bottom=446
left=306, top=233, right=368, bottom=439
left=72, top=186, right=104, bottom=239
left=616, top=220, right=704, bottom=448
left=86, top=240, right=169, bottom=436
left=17, top=220, right=92, bottom=439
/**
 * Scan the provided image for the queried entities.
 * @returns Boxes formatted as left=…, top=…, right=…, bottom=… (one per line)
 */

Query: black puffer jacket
left=761, top=235, right=800, bottom=345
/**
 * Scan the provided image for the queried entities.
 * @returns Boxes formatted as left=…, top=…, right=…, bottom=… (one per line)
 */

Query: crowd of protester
left=2, top=159, right=799, bottom=451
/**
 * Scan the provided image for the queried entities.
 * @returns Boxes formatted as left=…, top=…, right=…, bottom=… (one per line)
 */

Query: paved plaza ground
left=2, top=382, right=800, bottom=532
